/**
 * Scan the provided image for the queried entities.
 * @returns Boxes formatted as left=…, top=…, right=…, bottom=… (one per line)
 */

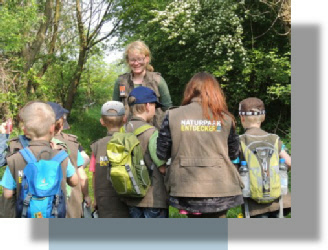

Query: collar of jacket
left=28, top=140, right=51, bottom=147
left=129, top=70, right=151, bottom=85
left=190, top=97, right=201, bottom=103
left=106, top=130, right=119, bottom=136
left=130, top=116, right=147, bottom=123
left=244, top=127, right=263, bottom=133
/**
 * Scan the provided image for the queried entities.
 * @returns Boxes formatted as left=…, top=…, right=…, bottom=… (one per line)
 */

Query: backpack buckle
left=23, top=194, right=32, bottom=206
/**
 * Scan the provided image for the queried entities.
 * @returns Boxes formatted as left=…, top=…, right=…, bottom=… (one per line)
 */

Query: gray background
left=229, top=25, right=320, bottom=240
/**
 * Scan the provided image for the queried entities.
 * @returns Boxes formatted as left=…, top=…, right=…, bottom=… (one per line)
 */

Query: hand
left=158, top=165, right=166, bottom=175
left=6, top=119, right=13, bottom=134
left=50, top=141, right=61, bottom=150
left=84, top=196, right=92, bottom=208
left=1, top=119, right=13, bottom=134
left=0, top=123, right=6, bottom=134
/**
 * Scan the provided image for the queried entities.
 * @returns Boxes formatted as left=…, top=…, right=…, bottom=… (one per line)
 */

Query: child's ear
left=23, top=127, right=28, bottom=136
left=50, top=124, right=55, bottom=133
left=49, top=124, right=55, bottom=138
left=145, top=103, right=151, bottom=112
left=123, top=116, right=127, bottom=124
left=100, top=118, right=105, bottom=127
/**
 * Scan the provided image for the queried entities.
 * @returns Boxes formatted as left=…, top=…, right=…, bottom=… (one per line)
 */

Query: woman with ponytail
left=112, top=41, right=172, bottom=129
left=156, top=72, right=243, bottom=218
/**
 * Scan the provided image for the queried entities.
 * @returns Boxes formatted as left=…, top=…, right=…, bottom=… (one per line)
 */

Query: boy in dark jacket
left=89, top=101, right=130, bottom=218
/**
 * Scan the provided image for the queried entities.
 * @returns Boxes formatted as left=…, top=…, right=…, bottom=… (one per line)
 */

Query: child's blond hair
left=101, top=110, right=124, bottom=130
left=20, top=102, right=55, bottom=139
left=128, top=96, right=147, bottom=115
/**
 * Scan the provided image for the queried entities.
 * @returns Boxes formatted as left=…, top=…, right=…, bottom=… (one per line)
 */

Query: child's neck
left=245, top=124, right=261, bottom=129
left=31, top=136, right=52, bottom=142
left=107, top=127, right=120, bottom=133
left=135, top=113, right=149, bottom=123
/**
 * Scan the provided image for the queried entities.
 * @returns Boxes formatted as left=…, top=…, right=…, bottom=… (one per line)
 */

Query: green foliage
left=66, top=104, right=107, bottom=155
left=226, top=206, right=243, bottom=218
left=169, top=206, right=187, bottom=218
left=116, top=0, right=290, bottom=136
left=75, top=56, right=125, bottom=108
left=0, top=1, right=40, bottom=53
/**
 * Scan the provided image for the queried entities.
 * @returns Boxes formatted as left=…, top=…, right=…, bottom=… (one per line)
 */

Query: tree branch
left=88, top=19, right=121, bottom=49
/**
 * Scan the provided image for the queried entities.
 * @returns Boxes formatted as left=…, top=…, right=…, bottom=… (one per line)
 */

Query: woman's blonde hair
left=125, top=40, right=154, bottom=72
left=20, top=102, right=56, bottom=139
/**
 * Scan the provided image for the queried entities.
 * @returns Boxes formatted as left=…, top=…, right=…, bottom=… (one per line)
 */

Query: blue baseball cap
left=129, top=86, right=162, bottom=108
left=47, top=101, right=70, bottom=130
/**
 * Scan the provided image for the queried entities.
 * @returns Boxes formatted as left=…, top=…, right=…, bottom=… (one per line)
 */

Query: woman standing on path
left=156, top=72, right=244, bottom=218
left=112, top=41, right=172, bottom=129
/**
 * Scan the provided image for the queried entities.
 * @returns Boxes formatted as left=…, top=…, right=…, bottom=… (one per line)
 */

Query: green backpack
left=107, top=124, right=153, bottom=197
left=240, top=133, right=281, bottom=204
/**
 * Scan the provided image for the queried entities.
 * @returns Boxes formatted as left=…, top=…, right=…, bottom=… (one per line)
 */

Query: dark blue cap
left=47, top=102, right=70, bottom=130
left=129, top=86, right=162, bottom=108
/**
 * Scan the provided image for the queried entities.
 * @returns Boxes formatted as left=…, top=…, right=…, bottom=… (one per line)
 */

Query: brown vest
left=117, top=71, right=165, bottom=129
left=8, top=136, right=26, bottom=155
left=240, top=127, right=291, bottom=216
left=167, top=99, right=243, bottom=197
left=122, top=118, right=168, bottom=208
left=0, top=136, right=25, bottom=218
left=6, top=140, right=69, bottom=217
left=54, top=133, right=83, bottom=218
left=90, top=134, right=129, bottom=218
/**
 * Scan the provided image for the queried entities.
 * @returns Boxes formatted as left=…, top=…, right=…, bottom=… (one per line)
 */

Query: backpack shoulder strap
left=119, top=126, right=126, bottom=133
left=133, top=124, right=154, bottom=136
left=51, top=150, right=69, bottom=164
left=19, top=148, right=37, bottom=164
left=18, top=135, right=30, bottom=148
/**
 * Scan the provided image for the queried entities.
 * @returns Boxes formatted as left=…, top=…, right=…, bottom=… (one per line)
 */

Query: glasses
left=129, top=57, right=145, bottom=64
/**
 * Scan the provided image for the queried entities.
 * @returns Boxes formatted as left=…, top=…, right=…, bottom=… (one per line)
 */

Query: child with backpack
left=1, top=101, right=42, bottom=218
left=110, top=86, right=168, bottom=218
left=0, top=118, right=12, bottom=167
left=89, top=101, right=130, bottom=218
left=0, top=118, right=12, bottom=218
left=47, top=101, right=91, bottom=218
left=238, top=97, right=291, bottom=218
left=0, top=102, right=78, bottom=218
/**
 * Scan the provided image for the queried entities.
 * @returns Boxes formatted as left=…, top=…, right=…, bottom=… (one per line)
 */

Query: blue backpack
left=16, top=148, right=68, bottom=218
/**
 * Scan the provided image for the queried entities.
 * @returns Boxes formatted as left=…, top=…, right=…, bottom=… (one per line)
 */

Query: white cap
left=101, top=101, right=125, bottom=116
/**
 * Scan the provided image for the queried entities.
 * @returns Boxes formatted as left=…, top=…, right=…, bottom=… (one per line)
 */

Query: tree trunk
left=64, top=0, right=88, bottom=111
left=64, top=0, right=118, bottom=111
left=22, top=0, right=53, bottom=94
left=39, top=0, right=62, bottom=78
left=64, top=48, right=87, bottom=111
